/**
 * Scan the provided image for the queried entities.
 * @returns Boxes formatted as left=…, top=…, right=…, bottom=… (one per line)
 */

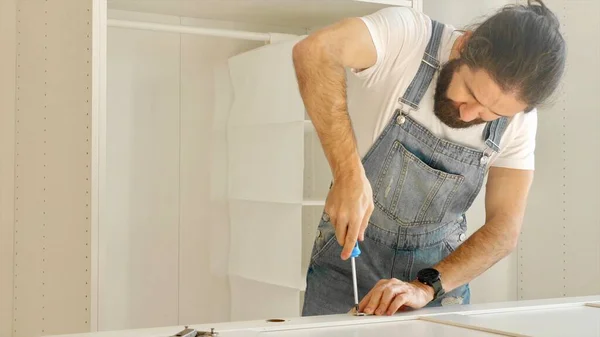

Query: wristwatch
left=417, top=268, right=445, bottom=301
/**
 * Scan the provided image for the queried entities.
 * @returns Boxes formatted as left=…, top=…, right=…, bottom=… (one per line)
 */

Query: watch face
left=418, top=268, right=440, bottom=282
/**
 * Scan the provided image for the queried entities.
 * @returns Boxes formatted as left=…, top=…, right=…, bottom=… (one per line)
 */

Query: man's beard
left=433, top=59, right=485, bottom=129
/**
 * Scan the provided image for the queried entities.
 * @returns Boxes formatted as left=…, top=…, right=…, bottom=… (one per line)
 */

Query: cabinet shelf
left=304, top=120, right=314, bottom=133
left=107, top=0, right=418, bottom=28
left=302, top=199, right=326, bottom=206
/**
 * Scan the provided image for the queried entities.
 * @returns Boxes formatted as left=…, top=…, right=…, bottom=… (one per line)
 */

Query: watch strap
left=428, top=278, right=445, bottom=300
left=417, top=268, right=445, bottom=301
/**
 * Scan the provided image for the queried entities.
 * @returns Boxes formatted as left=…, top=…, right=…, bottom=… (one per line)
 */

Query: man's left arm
left=433, top=166, right=533, bottom=293
left=359, top=166, right=533, bottom=315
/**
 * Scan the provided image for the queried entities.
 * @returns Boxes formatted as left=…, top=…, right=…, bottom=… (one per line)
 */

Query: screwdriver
left=350, top=242, right=363, bottom=315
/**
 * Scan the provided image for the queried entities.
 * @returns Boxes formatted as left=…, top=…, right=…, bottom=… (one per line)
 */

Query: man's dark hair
left=460, top=0, right=566, bottom=112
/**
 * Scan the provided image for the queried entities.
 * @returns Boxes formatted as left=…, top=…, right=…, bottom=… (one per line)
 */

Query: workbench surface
left=49, top=295, right=600, bottom=337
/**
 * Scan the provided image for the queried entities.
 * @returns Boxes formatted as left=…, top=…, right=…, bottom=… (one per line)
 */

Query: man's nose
left=459, top=102, right=484, bottom=122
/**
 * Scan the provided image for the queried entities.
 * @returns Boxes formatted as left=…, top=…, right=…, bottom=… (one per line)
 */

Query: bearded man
left=292, top=0, right=566, bottom=316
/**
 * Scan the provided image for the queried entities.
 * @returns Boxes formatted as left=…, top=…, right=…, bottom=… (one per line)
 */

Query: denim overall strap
left=483, top=116, right=510, bottom=153
left=399, top=20, right=444, bottom=111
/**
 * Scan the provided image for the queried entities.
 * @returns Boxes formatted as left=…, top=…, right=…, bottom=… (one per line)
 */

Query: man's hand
left=358, top=279, right=434, bottom=316
left=325, top=166, right=374, bottom=260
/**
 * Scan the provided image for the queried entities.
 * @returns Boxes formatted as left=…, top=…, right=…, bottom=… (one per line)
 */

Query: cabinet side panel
left=0, top=0, right=17, bottom=336
left=13, top=0, right=93, bottom=336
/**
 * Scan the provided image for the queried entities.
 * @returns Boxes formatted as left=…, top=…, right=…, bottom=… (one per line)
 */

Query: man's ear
left=458, top=31, right=473, bottom=51
left=450, top=30, right=473, bottom=59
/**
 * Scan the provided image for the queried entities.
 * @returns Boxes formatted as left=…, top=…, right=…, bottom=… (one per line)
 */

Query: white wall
left=100, top=9, right=305, bottom=331
left=0, top=0, right=17, bottom=336
left=518, top=0, right=600, bottom=300
left=424, top=0, right=515, bottom=29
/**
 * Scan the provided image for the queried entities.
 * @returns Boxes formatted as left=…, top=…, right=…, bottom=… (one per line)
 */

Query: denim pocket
left=373, top=140, right=465, bottom=226
left=309, top=215, right=337, bottom=263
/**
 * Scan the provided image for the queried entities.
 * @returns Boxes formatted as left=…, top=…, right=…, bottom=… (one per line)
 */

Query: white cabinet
left=98, top=0, right=423, bottom=330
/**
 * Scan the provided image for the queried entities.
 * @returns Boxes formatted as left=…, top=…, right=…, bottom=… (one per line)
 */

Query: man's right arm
left=292, top=18, right=377, bottom=260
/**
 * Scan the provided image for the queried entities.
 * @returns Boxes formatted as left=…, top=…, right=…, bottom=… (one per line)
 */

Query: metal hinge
left=171, top=326, right=219, bottom=337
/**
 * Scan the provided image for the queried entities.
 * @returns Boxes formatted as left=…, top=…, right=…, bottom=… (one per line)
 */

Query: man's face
left=433, top=58, right=528, bottom=129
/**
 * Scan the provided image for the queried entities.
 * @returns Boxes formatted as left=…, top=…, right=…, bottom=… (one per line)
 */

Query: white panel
left=423, top=0, right=515, bottom=28
left=0, top=0, right=16, bottom=336
left=39, top=296, right=600, bottom=337
left=519, top=0, right=600, bottom=300
left=44, top=1, right=94, bottom=333
left=91, top=0, right=107, bottom=331
left=229, top=276, right=301, bottom=322
left=261, top=319, right=501, bottom=337
left=226, top=38, right=305, bottom=206
left=106, top=0, right=390, bottom=28
left=227, top=39, right=305, bottom=126
left=229, top=200, right=303, bottom=289
left=179, top=31, right=233, bottom=327
left=519, top=95, right=565, bottom=299
left=356, top=0, right=413, bottom=6
left=515, top=0, right=563, bottom=300
left=103, top=20, right=180, bottom=330
left=13, top=1, right=93, bottom=337
left=209, top=62, right=233, bottom=279
left=562, top=0, right=600, bottom=297
left=228, top=123, right=304, bottom=203
left=178, top=17, right=276, bottom=324
left=13, top=4, right=46, bottom=335
left=435, top=306, right=600, bottom=337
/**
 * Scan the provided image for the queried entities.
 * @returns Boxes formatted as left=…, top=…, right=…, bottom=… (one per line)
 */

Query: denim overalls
left=301, top=20, right=509, bottom=316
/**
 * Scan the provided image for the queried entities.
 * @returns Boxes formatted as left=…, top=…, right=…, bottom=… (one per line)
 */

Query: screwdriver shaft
left=351, top=257, right=359, bottom=305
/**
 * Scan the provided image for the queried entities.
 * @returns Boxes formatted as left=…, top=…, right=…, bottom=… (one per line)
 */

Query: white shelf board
left=304, top=120, right=314, bottom=133
left=355, top=0, right=413, bottom=5
left=227, top=197, right=325, bottom=206
left=106, top=0, right=404, bottom=28
left=303, top=199, right=326, bottom=206
left=427, top=306, right=600, bottom=337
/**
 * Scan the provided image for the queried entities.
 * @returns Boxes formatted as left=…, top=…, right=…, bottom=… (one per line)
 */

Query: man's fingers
left=364, top=288, right=383, bottom=315
left=359, top=203, right=373, bottom=241
left=387, top=293, right=409, bottom=315
left=358, top=292, right=371, bottom=312
left=375, top=286, right=396, bottom=315
left=341, top=216, right=360, bottom=259
left=341, top=240, right=354, bottom=260
left=334, top=214, right=348, bottom=246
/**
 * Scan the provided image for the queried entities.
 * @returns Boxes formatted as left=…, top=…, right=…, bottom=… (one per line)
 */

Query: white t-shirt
left=345, top=6, right=537, bottom=170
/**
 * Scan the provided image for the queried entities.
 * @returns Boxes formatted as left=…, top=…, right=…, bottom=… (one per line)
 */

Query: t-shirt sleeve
left=351, top=6, right=430, bottom=85
left=491, top=109, right=538, bottom=170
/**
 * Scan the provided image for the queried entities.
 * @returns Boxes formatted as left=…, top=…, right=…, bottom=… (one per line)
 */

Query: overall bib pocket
left=373, top=140, right=465, bottom=226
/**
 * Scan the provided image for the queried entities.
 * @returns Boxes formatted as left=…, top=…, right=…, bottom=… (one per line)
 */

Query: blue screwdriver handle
left=350, top=242, right=361, bottom=258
